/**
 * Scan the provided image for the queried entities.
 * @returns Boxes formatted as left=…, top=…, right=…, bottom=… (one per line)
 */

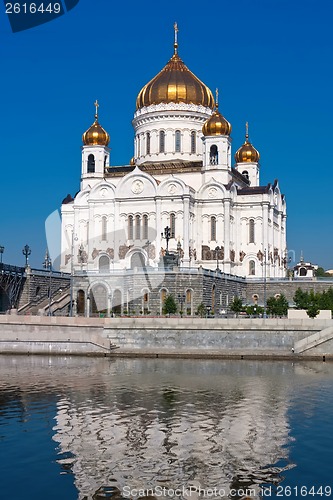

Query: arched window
left=299, top=267, right=307, bottom=276
left=249, top=219, right=255, bottom=243
left=210, top=145, right=218, bottom=165
left=249, top=260, right=255, bottom=276
left=104, top=155, right=107, bottom=168
left=128, top=215, right=133, bottom=240
left=99, top=255, right=110, bottom=272
left=131, top=252, right=145, bottom=269
left=146, top=132, right=150, bottom=155
left=135, top=215, right=141, bottom=240
left=252, top=294, right=259, bottom=304
left=191, top=131, right=196, bottom=154
left=143, top=214, right=148, bottom=240
left=170, top=213, right=176, bottom=238
left=211, top=216, right=216, bottom=241
left=175, top=130, right=181, bottom=152
left=159, top=130, right=165, bottom=153
left=87, top=154, right=95, bottom=173
left=101, top=216, right=107, bottom=241
left=160, top=289, right=167, bottom=312
left=242, top=170, right=249, bottom=181
left=186, top=289, right=192, bottom=316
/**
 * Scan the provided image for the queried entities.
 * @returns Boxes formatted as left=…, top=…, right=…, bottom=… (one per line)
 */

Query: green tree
left=230, top=296, right=243, bottom=317
left=307, top=304, right=320, bottom=318
left=162, top=294, right=178, bottom=316
left=315, top=267, right=330, bottom=277
left=245, top=305, right=264, bottom=317
left=267, top=294, right=289, bottom=316
left=196, top=302, right=206, bottom=318
left=293, top=288, right=310, bottom=309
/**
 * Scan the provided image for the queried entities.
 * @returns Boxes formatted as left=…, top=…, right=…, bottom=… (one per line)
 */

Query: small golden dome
left=130, top=157, right=135, bottom=166
left=136, top=24, right=214, bottom=110
left=82, top=100, right=110, bottom=147
left=235, top=123, right=260, bottom=163
left=202, top=104, right=231, bottom=136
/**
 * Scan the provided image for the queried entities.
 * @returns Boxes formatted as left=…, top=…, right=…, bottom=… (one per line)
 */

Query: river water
left=0, top=356, right=332, bottom=500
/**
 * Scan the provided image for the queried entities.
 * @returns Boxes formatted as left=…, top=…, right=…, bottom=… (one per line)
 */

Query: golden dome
left=82, top=100, right=110, bottom=147
left=235, top=123, right=260, bottom=163
left=202, top=103, right=231, bottom=136
left=136, top=24, right=214, bottom=110
left=130, top=156, right=135, bottom=166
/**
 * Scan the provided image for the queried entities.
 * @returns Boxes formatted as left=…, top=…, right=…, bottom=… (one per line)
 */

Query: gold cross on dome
left=245, top=121, right=249, bottom=139
left=94, top=99, right=99, bottom=119
left=215, top=88, right=219, bottom=108
left=174, top=22, right=179, bottom=54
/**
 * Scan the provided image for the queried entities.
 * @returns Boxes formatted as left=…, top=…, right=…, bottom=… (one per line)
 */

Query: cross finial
left=215, top=88, right=219, bottom=109
left=94, top=99, right=99, bottom=120
left=174, top=22, right=179, bottom=55
left=245, top=121, right=249, bottom=141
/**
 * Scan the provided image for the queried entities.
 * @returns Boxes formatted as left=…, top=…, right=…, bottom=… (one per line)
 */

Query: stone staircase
left=18, top=285, right=70, bottom=315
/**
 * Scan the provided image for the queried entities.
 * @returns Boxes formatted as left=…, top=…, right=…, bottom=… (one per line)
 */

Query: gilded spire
left=94, top=99, right=99, bottom=121
left=215, top=88, right=219, bottom=109
left=173, top=22, right=179, bottom=55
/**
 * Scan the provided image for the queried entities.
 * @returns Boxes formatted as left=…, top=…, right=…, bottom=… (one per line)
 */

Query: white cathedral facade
left=60, top=27, right=287, bottom=297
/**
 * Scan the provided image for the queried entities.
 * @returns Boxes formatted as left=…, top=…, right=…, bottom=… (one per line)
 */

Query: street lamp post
left=43, top=249, right=52, bottom=316
left=0, top=246, right=4, bottom=264
left=263, top=248, right=267, bottom=318
left=177, top=293, right=186, bottom=317
left=206, top=305, right=211, bottom=318
left=70, top=232, right=78, bottom=317
left=22, top=244, right=31, bottom=267
left=161, top=226, right=171, bottom=254
left=215, top=246, right=221, bottom=271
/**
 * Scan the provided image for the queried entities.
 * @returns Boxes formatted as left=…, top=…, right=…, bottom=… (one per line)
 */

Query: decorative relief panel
left=131, top=180, right=144, bottom=194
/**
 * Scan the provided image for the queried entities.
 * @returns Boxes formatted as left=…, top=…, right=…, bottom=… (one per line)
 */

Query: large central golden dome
left=136, top=29, right=214, bottom=110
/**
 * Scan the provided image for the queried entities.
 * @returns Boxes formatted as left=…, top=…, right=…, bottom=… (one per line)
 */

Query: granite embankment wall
left=1, top=316, right=333, bottom=357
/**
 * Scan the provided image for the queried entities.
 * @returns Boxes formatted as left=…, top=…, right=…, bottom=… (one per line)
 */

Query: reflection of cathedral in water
left=51, top=359, right=294, bottom=499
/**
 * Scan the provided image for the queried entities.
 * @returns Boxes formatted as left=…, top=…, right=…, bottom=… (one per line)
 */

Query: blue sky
left=0, top=0, right=332, bottom=270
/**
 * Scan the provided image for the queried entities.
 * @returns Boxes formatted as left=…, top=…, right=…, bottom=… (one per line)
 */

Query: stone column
left=223, top=199, right=231, bottom=274
left=182, top=196, right=190, bottom=267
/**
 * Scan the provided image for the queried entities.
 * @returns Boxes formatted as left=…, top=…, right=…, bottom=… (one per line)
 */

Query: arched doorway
left=77, top=290, right=85, bottom=316
left=90, top=284, right=108, bottom=316
left=112, top=289, right=122, bottom=315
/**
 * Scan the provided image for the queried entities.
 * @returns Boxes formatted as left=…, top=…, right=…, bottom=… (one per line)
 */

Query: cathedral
left=60, top=25, right=287, bottom=315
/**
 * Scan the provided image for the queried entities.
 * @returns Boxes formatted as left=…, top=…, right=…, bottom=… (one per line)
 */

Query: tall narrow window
left=249, top=219, right=255, bottom=243
left=191, top=131, right=196, bottom=154
left=146, top=132, right=150, bottom=155
left=249, top=260, right=255, bottom=275
left=135, top=215, right=141, bottom=240
left=128, top=215, right=133, bottom=240
left=210, top=145, right=218, bottom=165
left=159, top=130, right=165, bottom=153
left=143, top=214, right=148, bottom=240
left=101, top=216, right=107, bottom=241
left=87, top=154, right=95, bottom=173
left=211, top=216, right=216, bottom=241
left=175, top=130, right=181, bottom=152
left=170, top=213, right=175, bottom=238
